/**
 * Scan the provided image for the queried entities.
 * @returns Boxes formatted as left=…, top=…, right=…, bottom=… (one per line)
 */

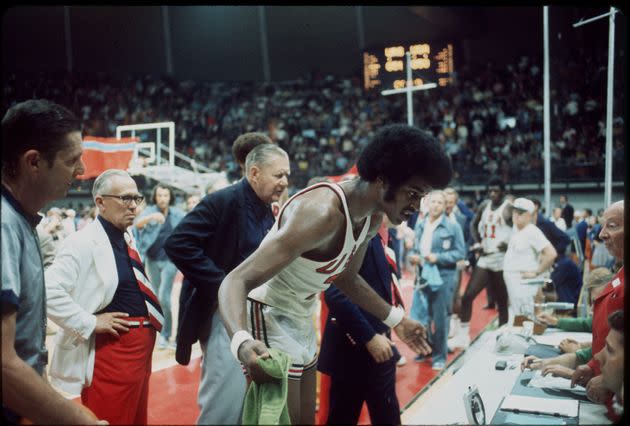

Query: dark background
left=3, top=6, right=624, bottom=82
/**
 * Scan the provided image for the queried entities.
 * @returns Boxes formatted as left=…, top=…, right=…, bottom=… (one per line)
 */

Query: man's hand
left=393, top=317, right=431, bottom=356
left=571, top=364, right=595, bottom=388
left=542, top=364, right=574, bottom=379
left=152, top=212, right=166, bottom=224
left=408, top=254, right=421, bottom=265
left=424, top=253, right=437, bottom=264
left=585, top=375, right=612, bottom=404
left=521, top=271, right=538, bottom=279
left=238, top=339, right=273, bottom=384
left=521, top=355, right=545, bottom=371
left=536, top=312, right=558, bottom=326
left=559, top=338, right=580, bottom=354
left=94, top=312, right=130, bottom=337
left=365, top=333, right=395, bottom=363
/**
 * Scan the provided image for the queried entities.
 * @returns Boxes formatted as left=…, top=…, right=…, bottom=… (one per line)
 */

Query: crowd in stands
left=2, top=46, right=624, bottom=192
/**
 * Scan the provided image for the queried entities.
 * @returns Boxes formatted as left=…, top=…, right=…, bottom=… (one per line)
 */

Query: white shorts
left=247, top=298, right=318, bottom=380
left=503, top=271, right=538, bottom=319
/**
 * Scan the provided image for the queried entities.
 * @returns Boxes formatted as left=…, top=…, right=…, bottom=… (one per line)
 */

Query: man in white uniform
left=451, top=178, right=512, bottom=349
left=503, top=197, right=557, bottom=321
left=218, top=124, right=452, bottom=424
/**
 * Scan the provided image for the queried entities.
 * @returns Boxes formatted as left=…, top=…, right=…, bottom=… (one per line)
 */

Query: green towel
left=242, top=348, right=291, bottom=425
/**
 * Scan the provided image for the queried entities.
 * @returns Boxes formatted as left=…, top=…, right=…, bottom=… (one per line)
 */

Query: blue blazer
left=164, top=179, right=251, bottom=365
left=318, top=235, right=400, bottom=375
left=412, top=214, right=466, bottom=283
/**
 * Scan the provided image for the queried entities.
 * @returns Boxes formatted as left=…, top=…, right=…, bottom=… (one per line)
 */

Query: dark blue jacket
left=164, top=179, right=253, bottom=365
left=536, top=212, right=571, bottom=254
left=551, top=256, right=583, bottom=305
left=318, top=235, right=400, bottom=375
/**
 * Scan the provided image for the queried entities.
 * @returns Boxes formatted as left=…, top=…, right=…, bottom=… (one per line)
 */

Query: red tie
left=125, top=232, right=164, bottom=332
left=380, top=232, right=405, bottom=309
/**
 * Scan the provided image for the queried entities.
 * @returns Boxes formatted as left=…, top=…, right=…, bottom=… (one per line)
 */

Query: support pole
left=543, top=6, right=551, bottom=217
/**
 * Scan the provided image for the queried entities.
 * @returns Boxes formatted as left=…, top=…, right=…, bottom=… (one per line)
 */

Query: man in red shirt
left=571, top=200, right=624, bottom=419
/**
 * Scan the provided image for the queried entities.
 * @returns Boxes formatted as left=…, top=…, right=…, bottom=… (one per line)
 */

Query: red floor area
left=357, top=271, right=497, bottom=424
left=115, top=270, right=497, bottom=425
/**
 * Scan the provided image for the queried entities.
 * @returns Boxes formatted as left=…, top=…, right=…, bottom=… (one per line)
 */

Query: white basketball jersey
left=476, top=200, right=512, bottom=271
left=248, top=182, right=371, bottom=318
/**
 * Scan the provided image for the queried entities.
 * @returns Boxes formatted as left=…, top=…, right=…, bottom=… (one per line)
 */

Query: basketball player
left=450, top=177, right=512, bottom=349
left=218, top=124, right=452, bottom=424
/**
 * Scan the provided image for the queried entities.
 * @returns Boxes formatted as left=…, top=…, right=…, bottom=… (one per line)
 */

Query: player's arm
left=1, top=307, right=103, bottom=424
left=332, top=215, right=431, bottom=355
left=218, top=197, right=340, bottom=381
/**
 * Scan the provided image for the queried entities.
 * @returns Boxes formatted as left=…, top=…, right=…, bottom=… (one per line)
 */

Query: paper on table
left=501, top=394, right=579, bottom=417
left=528, top=370, right=586, bottom=392
left=533, top=332, right=592, bottom=347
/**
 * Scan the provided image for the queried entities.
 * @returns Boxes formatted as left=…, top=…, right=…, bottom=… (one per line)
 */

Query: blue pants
left=410, top=273, right=454, bottom=364
left=327, top=356, right=400, bottom=424
left=145, top=257, right=178, bottom=341
left=197, top=309, right=247, bottom=425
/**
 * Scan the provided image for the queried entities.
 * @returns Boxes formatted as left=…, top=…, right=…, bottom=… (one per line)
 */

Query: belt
left=127, top=319, right=153, bottom=329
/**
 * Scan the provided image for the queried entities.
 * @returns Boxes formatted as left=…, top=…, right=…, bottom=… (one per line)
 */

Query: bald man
left=571, top=200, right=624, bottom=418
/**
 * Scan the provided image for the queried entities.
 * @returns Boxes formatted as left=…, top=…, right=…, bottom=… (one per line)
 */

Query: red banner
left=77, top=136, right=139, bottom=179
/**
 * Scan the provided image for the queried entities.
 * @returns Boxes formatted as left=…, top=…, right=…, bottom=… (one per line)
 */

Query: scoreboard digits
left=364, top=42, right=454, bottom=91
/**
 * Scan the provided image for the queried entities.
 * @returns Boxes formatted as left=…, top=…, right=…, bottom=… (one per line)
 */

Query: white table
left=400, top=325, right=609, bottom=425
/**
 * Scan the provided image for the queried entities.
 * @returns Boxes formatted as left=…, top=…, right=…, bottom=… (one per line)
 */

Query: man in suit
left=164, top=144, right=290, bottom=425
left=45, top=169, right=161, bottom=424
left=318, top=221, right=403, bottom=424
left=559, top=194, right=574, bottom=229
left=1, top=99, right=104, bottom=425
left=134, top=183, right=185, bottom=349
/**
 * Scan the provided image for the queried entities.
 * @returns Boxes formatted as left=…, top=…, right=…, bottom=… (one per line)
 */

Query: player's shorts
left=246, top=298, right=318, bottom=380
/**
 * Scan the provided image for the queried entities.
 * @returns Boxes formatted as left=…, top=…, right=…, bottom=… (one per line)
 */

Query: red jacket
left=586, top=266, right=624, bottom=421
left=587, top=266, right=625, bottom=373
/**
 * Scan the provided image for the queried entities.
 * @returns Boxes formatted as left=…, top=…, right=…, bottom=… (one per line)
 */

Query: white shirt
left=420, top=216, right=441, bottom=258
left=503, top=223, right=551, bottom=273
left=553, top=217, right=567, bottom=231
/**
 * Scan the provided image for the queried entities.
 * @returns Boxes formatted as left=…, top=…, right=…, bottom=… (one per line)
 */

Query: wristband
left=383, top=305, right=405, bottom=328
left=230, top=330, right=254, bottom=361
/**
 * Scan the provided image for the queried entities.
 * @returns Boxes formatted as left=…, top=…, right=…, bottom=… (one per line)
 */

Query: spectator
left=134, top=184, right=185, bottom=349
left=560, top=195, right=575, bottom=229
left=185, top=193, right=201, bottom=211
left=552, top=206, right=568, bottom=231
left=409, top=190, right=466, bottom=370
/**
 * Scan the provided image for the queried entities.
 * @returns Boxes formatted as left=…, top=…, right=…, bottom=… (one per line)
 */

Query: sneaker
left=432, top=361, right=445, bottom=371
left=449, top=316, right=460, bottom=338
left=157, top=336, right=169, bottom=349
left=397, top=356, right=407, bottom=367
left=448, top=329, right=470, bottom=351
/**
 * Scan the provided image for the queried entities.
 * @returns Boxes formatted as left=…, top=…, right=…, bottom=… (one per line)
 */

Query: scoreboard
left=363, top=42, right=454, bottom=91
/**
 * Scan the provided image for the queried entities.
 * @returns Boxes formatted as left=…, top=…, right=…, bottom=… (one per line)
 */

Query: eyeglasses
left=101, top=194, right=145, bottom=205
